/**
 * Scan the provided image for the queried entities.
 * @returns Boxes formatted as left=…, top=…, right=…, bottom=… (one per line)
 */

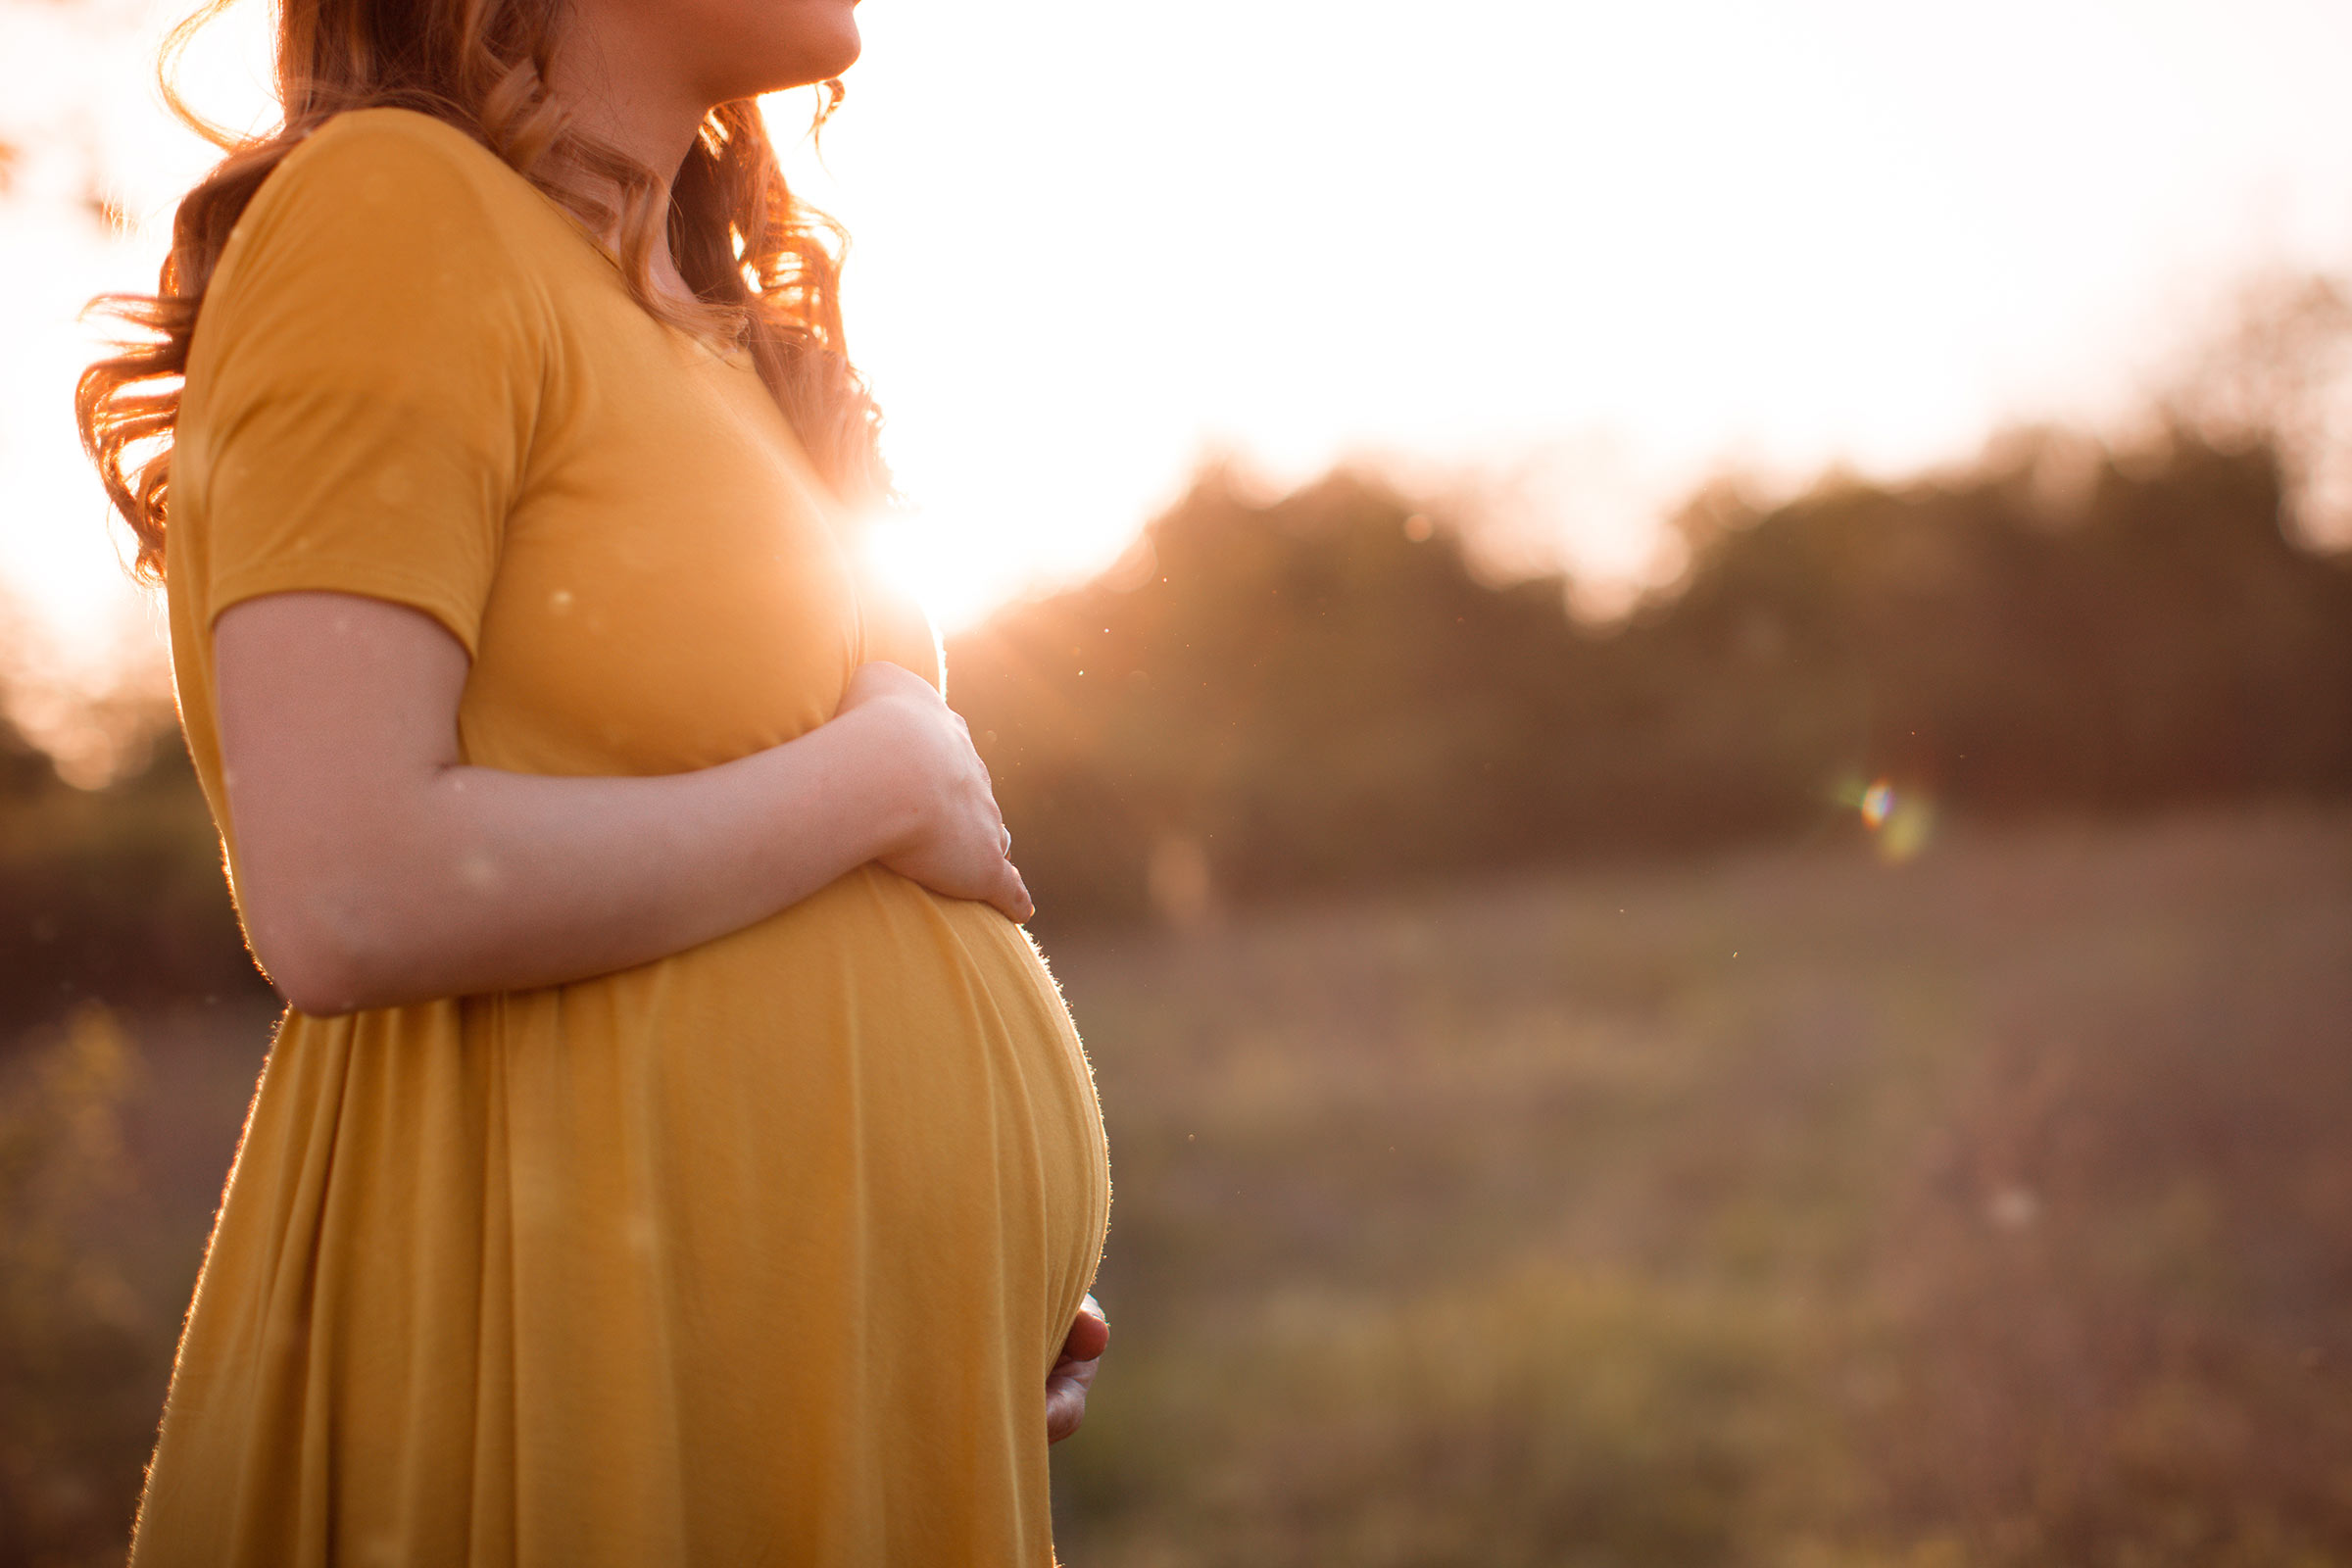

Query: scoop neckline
left=566, top=221, right=757, bottom=371
left=505, top=156, right=757, bottom=374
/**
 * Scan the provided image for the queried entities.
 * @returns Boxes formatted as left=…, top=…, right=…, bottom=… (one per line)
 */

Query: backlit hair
left=76, top=0, right=888, bottom=583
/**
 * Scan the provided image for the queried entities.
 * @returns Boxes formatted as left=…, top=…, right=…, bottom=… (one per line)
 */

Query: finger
left=1062, top=1302, right=1109, bottom=1362
left=990, top=863, right=1033, bottom=924
left=1045, top=1379, right=1087, bottom=1445
left=1001, top=823, right=1013, bottom=858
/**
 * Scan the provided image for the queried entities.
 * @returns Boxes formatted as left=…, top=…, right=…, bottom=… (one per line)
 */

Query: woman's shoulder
left=294, top=105, right=506, bottom=169
left=226, top=108, right=569, bottom=279
left=186, top=106, right=571, bottom=444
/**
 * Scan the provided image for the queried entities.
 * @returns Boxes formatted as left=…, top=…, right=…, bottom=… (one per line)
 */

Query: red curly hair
left=76, top=0, right=888, bottom=583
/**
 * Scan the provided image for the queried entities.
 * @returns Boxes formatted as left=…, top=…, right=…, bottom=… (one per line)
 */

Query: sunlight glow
left=7, top=0, right=2352, bottom=687
left=858, top=510, right=1026, bottom=635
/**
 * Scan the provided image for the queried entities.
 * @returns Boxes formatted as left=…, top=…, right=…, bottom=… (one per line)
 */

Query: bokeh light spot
left=1839, top=775, right=1936, bottom=864
left=1859, top=779, right=1896, bottom=830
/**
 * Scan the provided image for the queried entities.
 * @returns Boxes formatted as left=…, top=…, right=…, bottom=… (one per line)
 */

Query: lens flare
left=1859, top=779, right=1896, bottom=830
left=1875, top=795, right=1936, bottom=863
left=1838, top=775, right=1936, bottom=863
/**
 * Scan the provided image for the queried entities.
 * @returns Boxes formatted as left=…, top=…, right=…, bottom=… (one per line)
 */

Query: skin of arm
left=214, top=589, right=1030, bottom=1015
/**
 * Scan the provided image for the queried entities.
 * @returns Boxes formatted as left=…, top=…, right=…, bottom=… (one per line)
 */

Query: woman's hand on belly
left=834, top=661, right=1031, bottom=923
left=1046, top=1295, right=1109, bottom=1445
left=212, top=593, right=1029, bottom=1013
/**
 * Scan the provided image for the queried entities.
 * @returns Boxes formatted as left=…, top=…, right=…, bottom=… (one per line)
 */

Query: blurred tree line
left=2, top=272, right=2348, bottom=1564
left=4, top=421, right=2351, bottom=1018
left=0, top=704, right=261, bottom=1032
left=953, top=429, right=2352, bottom=926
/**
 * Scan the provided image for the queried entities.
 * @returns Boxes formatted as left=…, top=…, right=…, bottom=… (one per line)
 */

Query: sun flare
left=7, top=0, right=2352, bottom=693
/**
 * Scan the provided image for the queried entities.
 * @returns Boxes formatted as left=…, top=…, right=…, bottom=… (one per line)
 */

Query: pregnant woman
left=76, top=0, right=1110, bottom=1561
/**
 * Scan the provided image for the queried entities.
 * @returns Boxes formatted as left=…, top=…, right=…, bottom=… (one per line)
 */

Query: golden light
left=858, top=510, right=1021, bottom=636
left=8, top=0, right=2352, bottom=699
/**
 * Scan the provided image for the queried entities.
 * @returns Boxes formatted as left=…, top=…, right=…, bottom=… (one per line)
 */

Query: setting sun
left=6, top=0, right=2352, bottom=695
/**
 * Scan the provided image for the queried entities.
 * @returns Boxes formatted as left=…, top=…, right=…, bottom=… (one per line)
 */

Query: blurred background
left=4, top=1, right=2351, bottom=1563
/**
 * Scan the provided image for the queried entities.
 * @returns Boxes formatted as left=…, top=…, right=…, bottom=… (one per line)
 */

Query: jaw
left=689, top=0, right=863, bottom=105
left=560, top=0, right=863, bottom=127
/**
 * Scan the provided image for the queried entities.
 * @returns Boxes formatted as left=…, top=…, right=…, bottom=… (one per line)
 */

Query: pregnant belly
left=502, top=861, right=1111, bottom=1371
left=164, top=866, right=1109, bottom=1562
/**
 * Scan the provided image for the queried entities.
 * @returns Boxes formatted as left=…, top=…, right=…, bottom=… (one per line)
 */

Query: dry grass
left=1044, top=806, right=2352, bottom=1566
left=4, top=807, right=2347, bottom=1565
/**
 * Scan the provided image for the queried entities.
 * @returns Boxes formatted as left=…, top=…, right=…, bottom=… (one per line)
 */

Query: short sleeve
left=183, top=112, right=544, bottom=657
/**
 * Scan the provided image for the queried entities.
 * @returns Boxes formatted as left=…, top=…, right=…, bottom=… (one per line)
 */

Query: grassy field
left=1041, top=806, right=2352, bottom=1567
left=5, top=806, right=2348, bottom=1566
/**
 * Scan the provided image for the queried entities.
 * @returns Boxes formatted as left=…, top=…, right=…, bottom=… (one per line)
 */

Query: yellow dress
left=132, top=108, right=1109, bottom=1568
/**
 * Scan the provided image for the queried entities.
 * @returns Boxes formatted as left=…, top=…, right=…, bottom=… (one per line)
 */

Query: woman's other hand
left=1046, top=1294, right=1108, bottom=1445
left=834, top=661, right=1032, bottom=923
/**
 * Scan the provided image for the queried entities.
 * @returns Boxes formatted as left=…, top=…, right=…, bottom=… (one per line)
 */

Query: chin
left=685, top=0, right=860, bottom=102
left=741, top=0, right=862, bottom=97
left=794, top=7, right=863, bottom=83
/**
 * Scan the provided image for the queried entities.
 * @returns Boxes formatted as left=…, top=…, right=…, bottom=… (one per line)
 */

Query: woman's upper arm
left=213, top=591, right=471, bottom=1010
left=190, top=113, right=542, bottom=666
left=187, top=119, right=544, bottom=1008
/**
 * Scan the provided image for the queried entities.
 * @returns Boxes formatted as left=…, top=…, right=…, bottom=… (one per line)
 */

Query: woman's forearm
left=242, top=710, right=914, bottom=1014
left=213, top=591, right=1020, bottom=1016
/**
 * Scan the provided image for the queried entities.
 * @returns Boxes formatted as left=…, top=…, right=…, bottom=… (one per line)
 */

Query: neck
left=544, top=11, right=710, bottom=304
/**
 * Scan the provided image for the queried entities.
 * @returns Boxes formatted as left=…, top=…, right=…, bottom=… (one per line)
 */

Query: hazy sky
left=5, top=0, right=2352, bottom=699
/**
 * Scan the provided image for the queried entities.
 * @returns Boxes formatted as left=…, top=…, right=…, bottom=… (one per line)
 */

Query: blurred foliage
left=954, top=431, right=2352, bottom=927
left=1, top=1006, right=161, bottom=1564
left=0, top=705, right=268, bottom=1033
left=4, top=420, right=2346, bottom=1021
left=2164, top=272, right=2352, bottom=546
left=0, top=996, right=272, bottom=1568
